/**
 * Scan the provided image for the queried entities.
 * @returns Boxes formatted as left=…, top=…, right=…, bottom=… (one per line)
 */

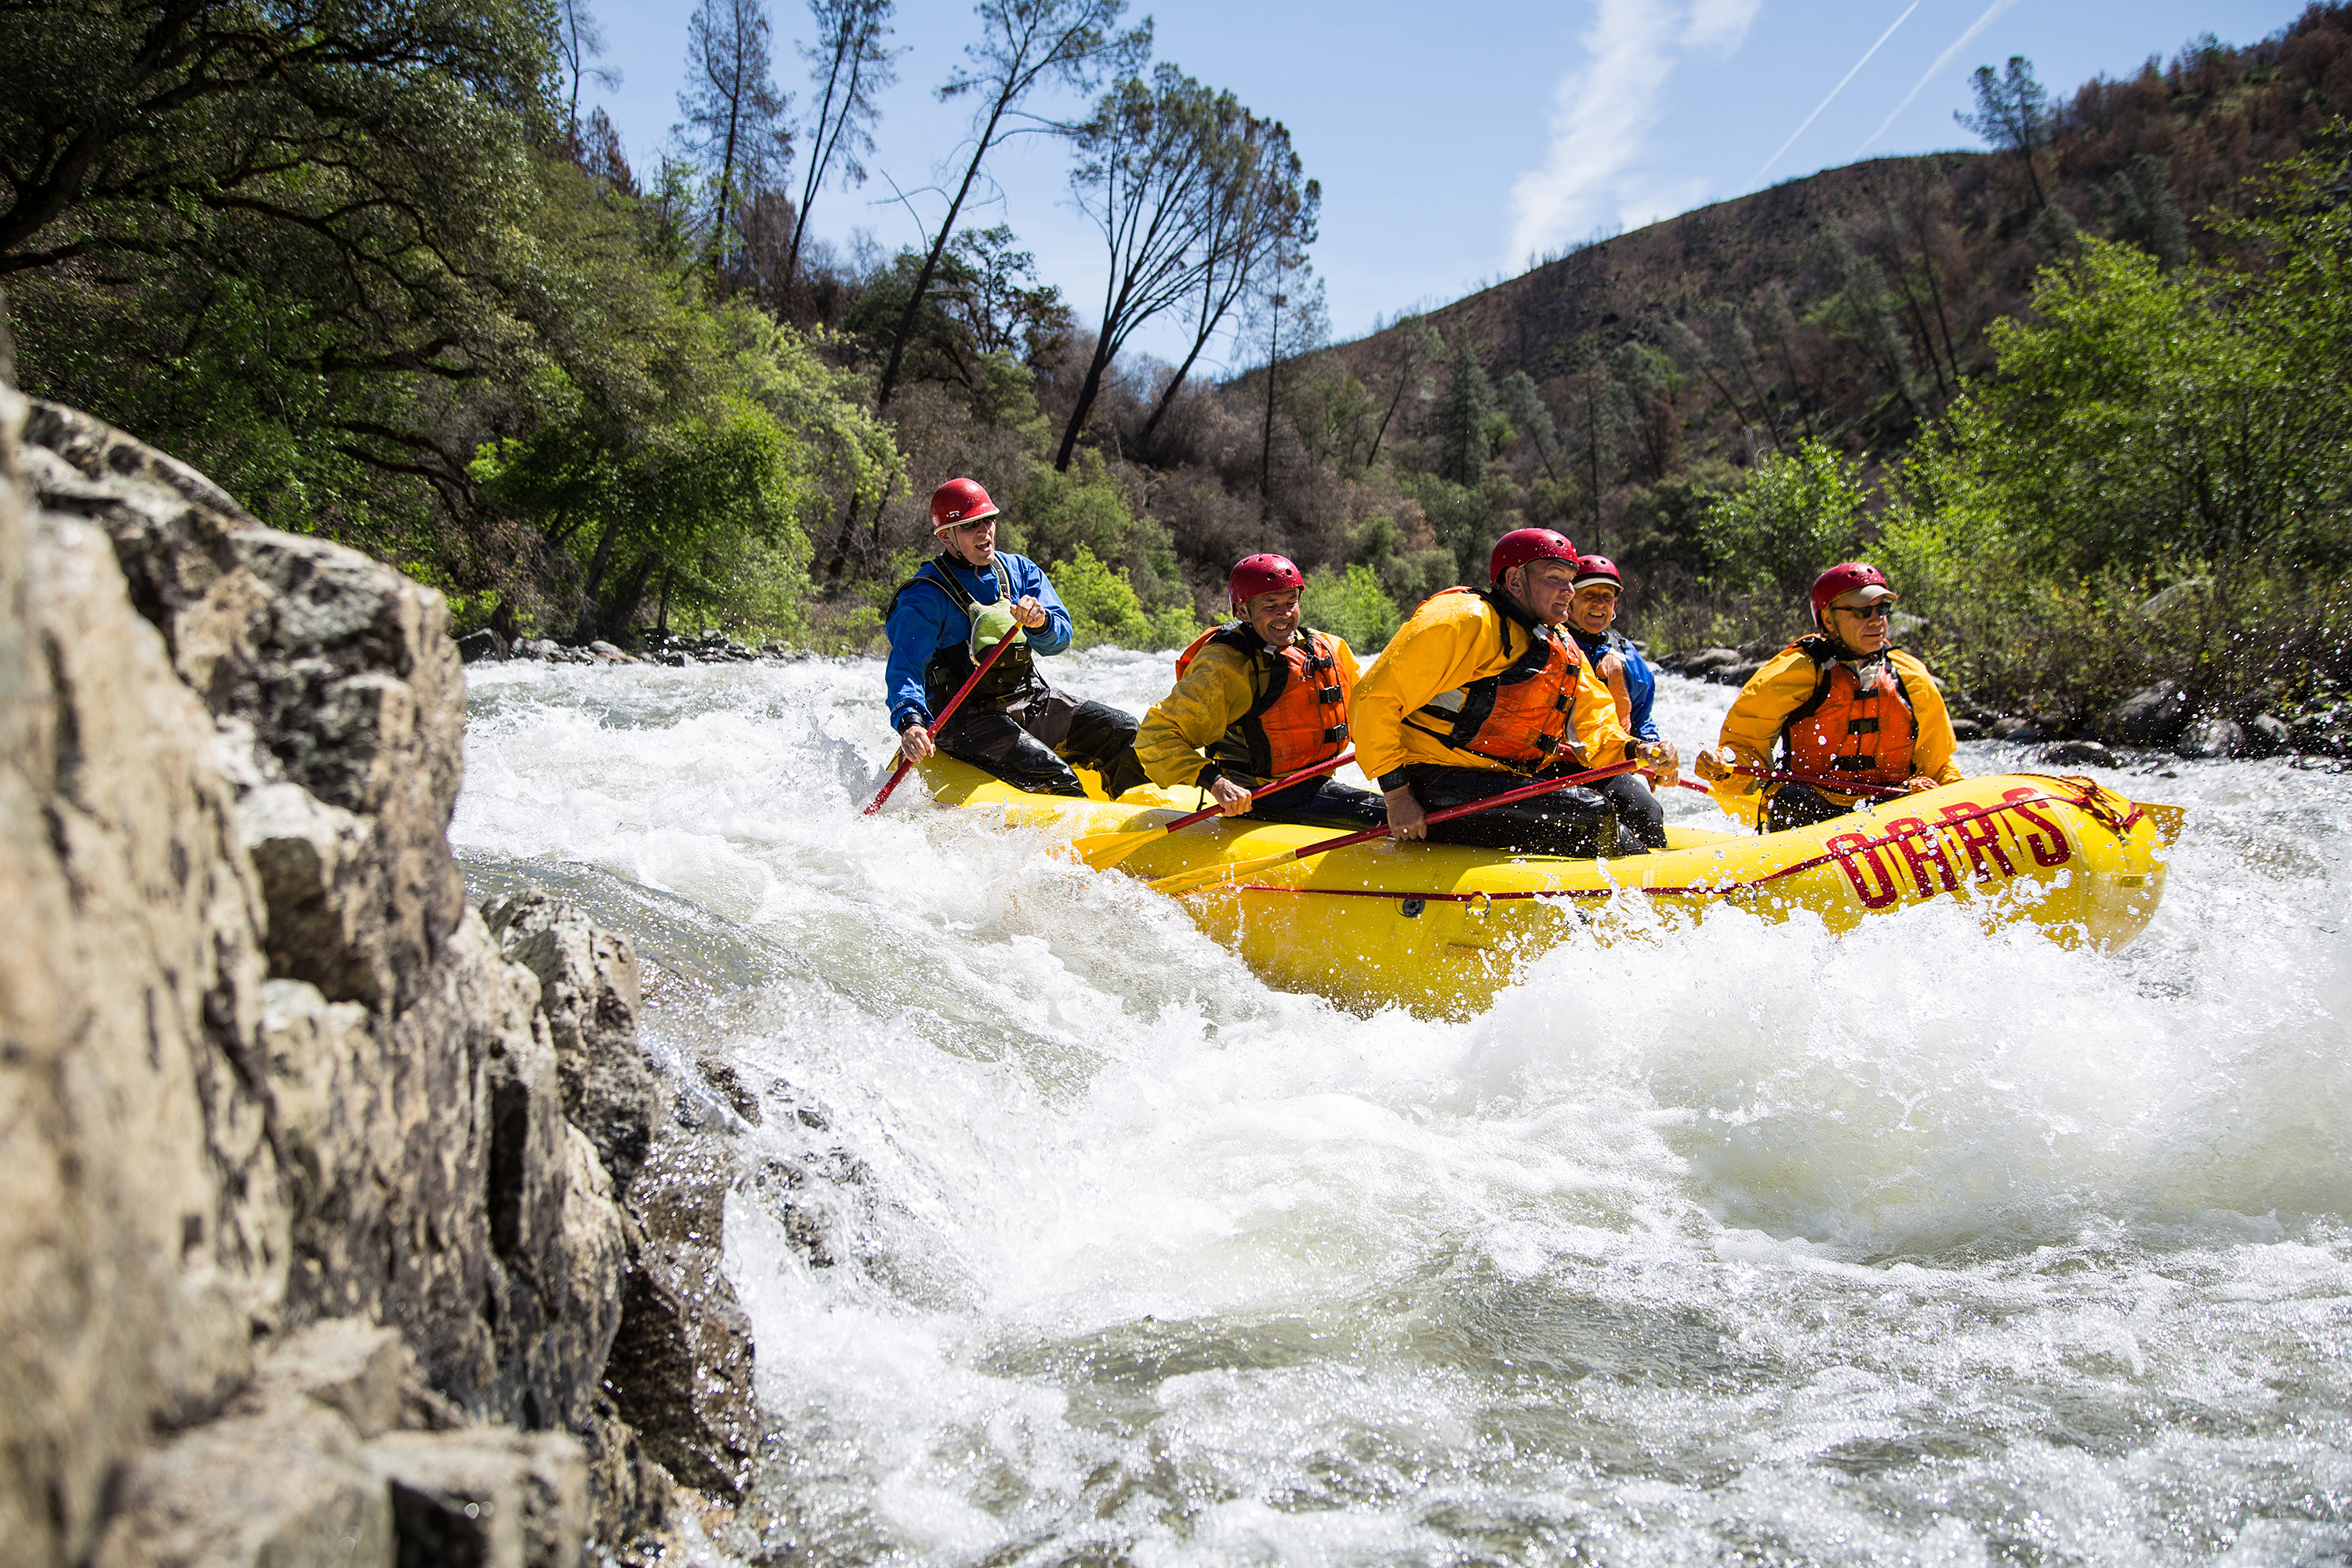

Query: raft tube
left=913, top=758, right=2172, bottom=1018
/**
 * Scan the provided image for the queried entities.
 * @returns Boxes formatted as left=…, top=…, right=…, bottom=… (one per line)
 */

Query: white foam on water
left=456, top=652, right=2352, bottom=1564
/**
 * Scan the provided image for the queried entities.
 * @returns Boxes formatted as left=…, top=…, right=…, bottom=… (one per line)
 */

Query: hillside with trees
left=3, top=0, right=2348, bottom=735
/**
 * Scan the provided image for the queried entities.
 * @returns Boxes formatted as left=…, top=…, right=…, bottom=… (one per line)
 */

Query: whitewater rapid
left=454, top=651, right=2352, bottom=1565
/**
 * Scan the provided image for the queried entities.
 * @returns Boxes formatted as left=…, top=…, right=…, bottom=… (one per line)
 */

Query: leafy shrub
left=1301, top=564, right=1404, bottom=652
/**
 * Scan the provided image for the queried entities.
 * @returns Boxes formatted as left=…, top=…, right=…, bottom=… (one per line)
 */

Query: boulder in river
left=2100, top=681, right=2190, bottom=746
left=2245, top=713, right=2295, bottom=758
left=2176, top=715, right=2248, bottom=760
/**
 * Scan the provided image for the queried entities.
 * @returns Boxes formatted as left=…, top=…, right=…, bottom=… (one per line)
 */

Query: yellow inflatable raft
left=914, top=759, right=2174, bottom=1017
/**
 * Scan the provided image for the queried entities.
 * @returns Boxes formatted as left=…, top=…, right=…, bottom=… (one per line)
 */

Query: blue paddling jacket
left=1568, top=626, right=1661, bottom=745
left=884, top=551, right=1074, bottom=732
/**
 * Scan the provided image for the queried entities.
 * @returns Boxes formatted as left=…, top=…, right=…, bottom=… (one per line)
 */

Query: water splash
left=456, top=652, right=2352, bottom=1564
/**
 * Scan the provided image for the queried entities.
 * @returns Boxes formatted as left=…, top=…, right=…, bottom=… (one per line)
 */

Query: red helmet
left=1572, top=554, right=1621, bottom=589
left=1809, top=561, right=1896, bottom=626
left=1489, top=528, right=1579, bottom=585
left=1229, top=553, right=1305, bottom=610
left=930, top=477, right=1000, bottom=534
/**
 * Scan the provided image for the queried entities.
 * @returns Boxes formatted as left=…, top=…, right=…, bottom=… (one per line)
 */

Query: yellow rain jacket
left=1354, top=588, right=1633, bottom=787
left=1711, top=641, right=1963, bottom=826
left=1137, top=627, right=1365, bottom=790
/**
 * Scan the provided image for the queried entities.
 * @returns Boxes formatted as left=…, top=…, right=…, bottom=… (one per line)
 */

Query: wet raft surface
left=458, top=650, right=2352, bottom=1565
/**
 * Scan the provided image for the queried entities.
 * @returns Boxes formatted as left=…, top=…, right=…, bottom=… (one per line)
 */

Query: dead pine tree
left=788, top=0, right=898, bottom=302
left=677, top=0, right=791, bottom=273
left=872, top=0, right=1149, bottom=411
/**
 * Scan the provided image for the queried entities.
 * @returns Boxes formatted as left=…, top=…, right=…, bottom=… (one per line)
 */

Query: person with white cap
left=1697, top=561, right=1964, bottom=831
left=882, top=477, right=1147, bottom=798
left=1561, top=554, right=1668, bottom=849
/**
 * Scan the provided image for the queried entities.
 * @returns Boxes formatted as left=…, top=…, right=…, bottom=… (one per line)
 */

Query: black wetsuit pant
left=1763, top=782, right=1856, bottom=833
left=935, top=683, right=1148, bottom=800
left=1595, top=771, right=1667, bottom=851
left=1240, top=775, right=1388, bottom=830
left=1397, top=764, right=1621, bottom=858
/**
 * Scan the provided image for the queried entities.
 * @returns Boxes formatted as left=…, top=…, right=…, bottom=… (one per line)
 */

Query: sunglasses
left=1835, top=602, right=1894, bottom=620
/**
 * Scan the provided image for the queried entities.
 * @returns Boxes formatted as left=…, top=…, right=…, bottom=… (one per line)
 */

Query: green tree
left=1906, top=231, right=2350, bottom=590
left=1432, top=340, right=1496, bottom=485
left=1955, top=56, right=2055, bottom=208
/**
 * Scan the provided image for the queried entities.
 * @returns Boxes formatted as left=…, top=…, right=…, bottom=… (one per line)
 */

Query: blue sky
left=586, top=0, right=2306, bottom=365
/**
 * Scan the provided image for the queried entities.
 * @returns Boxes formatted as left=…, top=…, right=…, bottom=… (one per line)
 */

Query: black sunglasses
left=1836, top=602, right=1894, bottom=620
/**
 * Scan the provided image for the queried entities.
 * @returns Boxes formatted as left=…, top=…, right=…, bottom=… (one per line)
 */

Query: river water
left=454, top=651, right=2352, bottom=1566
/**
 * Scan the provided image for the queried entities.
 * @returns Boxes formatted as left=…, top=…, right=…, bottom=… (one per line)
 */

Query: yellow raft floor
left=912, top=758, right=2173, bottom=1018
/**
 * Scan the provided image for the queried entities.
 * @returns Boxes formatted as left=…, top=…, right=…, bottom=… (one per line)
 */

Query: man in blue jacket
left=884, top=477, right=1148, bottom=798
left=1563, top=554, right=1669, bottom=849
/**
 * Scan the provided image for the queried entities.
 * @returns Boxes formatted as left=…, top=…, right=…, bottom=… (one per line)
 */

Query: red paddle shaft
left=1246, top=758, right=1645, bottom=867
left=1156, top=750, right=1357, bottom=833
left=862, top=621, right=1024, bottom=817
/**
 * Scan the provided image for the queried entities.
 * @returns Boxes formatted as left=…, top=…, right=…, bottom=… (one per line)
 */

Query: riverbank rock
left=2, top=394, right=751, bottom=1565
left=459, top=627, right=510, bottom=663
left=2176, top=714, right=2248, bottom=760
left=2246, top=713, right=2295, bottom=758
left=2100, top=681, right=2190, bottom=746
left=2038, top=741, right=2118, bottom=768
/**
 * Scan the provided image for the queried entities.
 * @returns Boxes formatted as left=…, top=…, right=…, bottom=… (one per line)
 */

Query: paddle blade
left=1068, top=823, right=1172, bottom=870
left=2140, top=801, right=2187, bottom=847
left=1147, top=850, right=1283, bottom=897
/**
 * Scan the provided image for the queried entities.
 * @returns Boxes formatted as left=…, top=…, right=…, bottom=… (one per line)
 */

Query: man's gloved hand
left=1693, top=746, right=1733, bottom=783
left=1636, top=739, right=1680, bottom=787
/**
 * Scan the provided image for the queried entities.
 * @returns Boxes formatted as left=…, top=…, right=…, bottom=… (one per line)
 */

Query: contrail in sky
left=1857, top=0, right=2024, bottom=154
left=1751, top=0, right=1920, bottom=186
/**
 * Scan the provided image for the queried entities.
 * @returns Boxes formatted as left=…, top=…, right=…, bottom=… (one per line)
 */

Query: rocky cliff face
left=0, top=392, right=760, bottom=1567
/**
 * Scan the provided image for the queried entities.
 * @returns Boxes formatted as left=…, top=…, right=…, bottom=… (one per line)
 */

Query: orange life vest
left=1403, top=587, right=1580, bottom=773
left=1174, top=622, right=1352, bottom=782
left=1777, top=637, right=1922, bottom=788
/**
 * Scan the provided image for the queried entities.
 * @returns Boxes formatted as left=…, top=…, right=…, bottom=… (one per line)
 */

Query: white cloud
left=1686, top=0, right=1763, bottom=56
left=1504, top=0, right=1759, bottom=268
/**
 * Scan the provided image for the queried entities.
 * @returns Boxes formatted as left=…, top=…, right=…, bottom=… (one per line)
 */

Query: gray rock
left=1682, top=646, right=1742, bottom=673
left=2038, top=741, right=2118, bottom=769
left=87, top=1400, right=393, bottom=1568
left=1713, top=660, right=1765, bottom=687
left=2246, top=713, right=2295, bottom=757
left=4, top=396, right=698, bottom=1565
left=1988, top=716, right=2032, bottom=739
left=2291, top=708, right=2350, bottom=757
left=2176, top=715, right=2247, bottom=760
left=486, top=889, right=667, bottom=1196
left=370, top=1428, right=588, bottom=1568
left=234, top=1319, right=414, bottom=1439
left=0, top=387, right=278, bottom=1563
left=1949, top=717, right=1985, bottom=741
left=22, top=401, right=464, bottom=1016
left=607, top=1132, right=764, bottom=1501
left=458, top=627, right=509, bottom=663
left=2100, top=680, right=2190, bottom=746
